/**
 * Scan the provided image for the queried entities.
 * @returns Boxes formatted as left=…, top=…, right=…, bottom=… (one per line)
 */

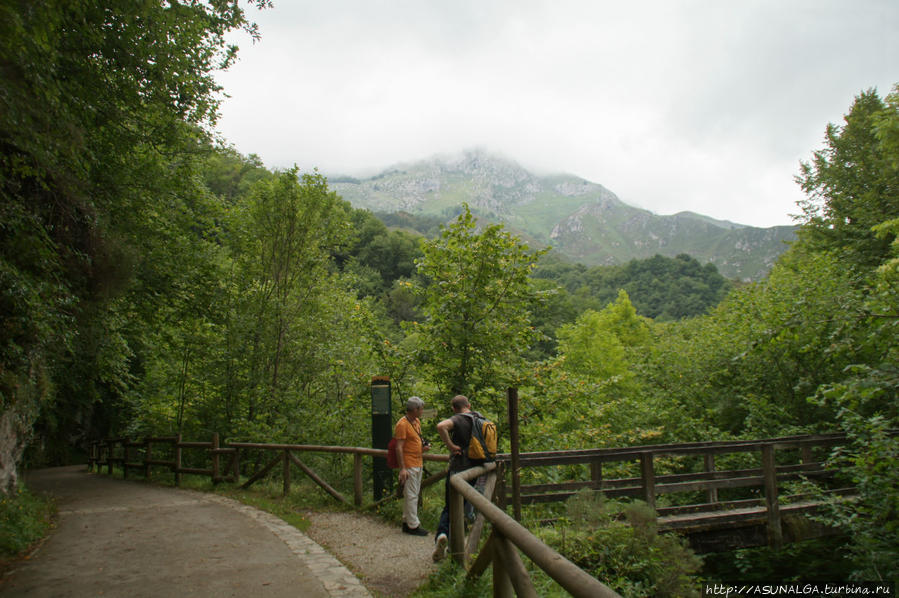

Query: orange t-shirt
left=394, top=416, right=423, bottom=468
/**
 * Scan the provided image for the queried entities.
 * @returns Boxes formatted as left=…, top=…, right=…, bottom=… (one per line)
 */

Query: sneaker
left=432, top=533, right=448, bottom=562
left=402, top=523, right=429, bottom=536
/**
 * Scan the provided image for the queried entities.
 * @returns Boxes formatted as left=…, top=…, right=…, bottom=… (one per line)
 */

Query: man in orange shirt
left=395, top=396, right=430, bottom=536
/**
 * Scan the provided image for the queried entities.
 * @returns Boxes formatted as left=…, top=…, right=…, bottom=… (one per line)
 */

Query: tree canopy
left=411, top=205, right=546, bottom=409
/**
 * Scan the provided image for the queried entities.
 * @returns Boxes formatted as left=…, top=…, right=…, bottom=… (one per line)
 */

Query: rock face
left=330, top=149, right=796, bottom=281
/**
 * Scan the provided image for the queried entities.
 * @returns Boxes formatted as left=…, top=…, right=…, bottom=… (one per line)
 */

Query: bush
left=539, top=490, right=702, bottom=598
left=0, top=485, right=55, bottom=557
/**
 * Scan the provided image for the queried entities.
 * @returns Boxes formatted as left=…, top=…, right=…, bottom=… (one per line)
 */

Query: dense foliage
left=541, top=492, right=702, bottom=598
left=0, top=483, right=54, bottom=557
left=534, top=252, right=732, bottom=321
left=2, top=3, right=896, bottom=588
left=0, top=0, right=271, bottom=488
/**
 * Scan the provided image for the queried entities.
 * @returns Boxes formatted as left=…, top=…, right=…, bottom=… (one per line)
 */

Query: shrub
left=0, top=484, right=55, bottom=557
left=539, top=490, right=702, bottom=598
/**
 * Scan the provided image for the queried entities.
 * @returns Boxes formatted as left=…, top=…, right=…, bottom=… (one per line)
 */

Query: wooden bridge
left=499, top=432, right=849, bottom=553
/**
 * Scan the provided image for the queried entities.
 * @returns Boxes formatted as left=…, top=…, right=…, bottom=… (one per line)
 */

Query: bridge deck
left=658, top=500, right=838, bottom=552
left=659, top=500, right=821, bottom=532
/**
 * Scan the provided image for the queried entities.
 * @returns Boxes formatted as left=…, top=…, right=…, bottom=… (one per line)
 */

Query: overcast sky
left=213, top=0, right=897, bottom=228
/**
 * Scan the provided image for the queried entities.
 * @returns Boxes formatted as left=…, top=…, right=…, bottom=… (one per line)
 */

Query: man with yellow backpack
left=432, top=395, right=497, bottom=561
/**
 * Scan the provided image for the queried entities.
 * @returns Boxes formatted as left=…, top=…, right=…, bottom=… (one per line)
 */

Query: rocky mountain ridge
left=330, top=150, right=796, bottom=280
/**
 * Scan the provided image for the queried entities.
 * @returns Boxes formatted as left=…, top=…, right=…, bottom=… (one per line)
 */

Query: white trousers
left=402, top=466, right=423, bottom=528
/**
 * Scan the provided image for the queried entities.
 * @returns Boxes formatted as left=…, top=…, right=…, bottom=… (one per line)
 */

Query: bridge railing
left=89, top=431, right=853, bottom=550
left=498, top=433, right=852, bottom=549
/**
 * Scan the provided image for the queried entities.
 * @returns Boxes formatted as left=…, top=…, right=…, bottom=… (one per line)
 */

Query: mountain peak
left=329, top=151, right=795, bottom=280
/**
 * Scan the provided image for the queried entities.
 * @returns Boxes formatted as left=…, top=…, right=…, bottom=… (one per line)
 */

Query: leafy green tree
left=800, top=86, right=899, bottom=579
left=639, top=246, right=862, bottom=437
left=412, top=205, right=546, bottom=408
left=202, top=148, right=273, bottom=204
left=224, top=169, right=356, bottom=436
left=1, top=0, right=269, bottom=488
left=526, top=276, right=580, bottom=359
left=797, top=88, right=899, bottom=273
left=533, top=253, right=731, bottom=321
left=519, top=290, right=666, bottom=451
left=557, top=290, right=649, bottom=384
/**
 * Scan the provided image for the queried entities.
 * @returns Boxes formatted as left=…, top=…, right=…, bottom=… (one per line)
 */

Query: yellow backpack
left=463, top=412, right=497, bottom=461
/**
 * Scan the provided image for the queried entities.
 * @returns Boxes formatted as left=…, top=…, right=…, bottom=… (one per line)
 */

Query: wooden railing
left=499, top=433, right=852, bottom=549
left=448, top=463, right=621, bottom=598
left=88, top=435, right=449, bottom=506
left=87, top=430, right=868, bottom=594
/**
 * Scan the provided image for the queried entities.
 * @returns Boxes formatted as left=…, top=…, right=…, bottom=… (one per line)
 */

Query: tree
left=224, top=169, right=358, bottom=437
left=0, top=0, right=269, bottom=491
left=533, top=253, right=731, bottom=321
left=800, top=85, right=899, bottom=579
left=557, top=290, right=650, bottom=384
left=412, top=205, right=546, bottom=408
left=797, top=88, right=899, bottom=273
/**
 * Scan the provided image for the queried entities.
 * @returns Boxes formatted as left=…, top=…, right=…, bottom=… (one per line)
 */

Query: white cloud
left=214, top=0, right=899, bottom=227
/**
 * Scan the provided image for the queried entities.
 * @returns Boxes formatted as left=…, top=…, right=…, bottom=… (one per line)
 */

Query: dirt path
left=303, top=510, right=441, bottom=598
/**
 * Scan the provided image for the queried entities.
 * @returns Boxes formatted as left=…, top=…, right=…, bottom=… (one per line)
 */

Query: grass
left=0, top=483, right=55, bottom=560
left=409, top=560, right=492, bottom=598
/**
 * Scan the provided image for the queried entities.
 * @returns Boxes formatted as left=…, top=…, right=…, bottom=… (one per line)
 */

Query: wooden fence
left=87, top=426, right=867, bottom=594
left=88, top=435, right=449, bottom=507
left=87, top=433, right=623, bottom=597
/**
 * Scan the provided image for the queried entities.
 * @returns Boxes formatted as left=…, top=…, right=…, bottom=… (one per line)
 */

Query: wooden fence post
left=495, top=533, right=538, bottom=598
left=704, top=453, right=718, bottom=504
left=211, top=433, right=220, bottom=484
left=492, top=531, right=514, bottom=598
left=283, top=450, right=291, bottom=496
left=145, top=438, right=152, bottom=479
left=761, top=444, right=783, bottom=548
left=495, top=461, right=507, bottom=509
left=123, top=438, right=130, bottom=479
left=174, top=434, right=182, bottom=486
left=590, top=459, right=603, bottom=491
left=231, top=445, right=240, bottom=483
left=507, top=387, right=522, bottom=522
left=640, top=453, right=656, bottom=511
left=449, top=479, right=466, bottom=565
left=354, top=453, right=363, bottom=507
left=107, top=440, right=114, bottom=475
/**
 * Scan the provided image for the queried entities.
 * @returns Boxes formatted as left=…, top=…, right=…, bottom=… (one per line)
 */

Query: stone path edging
left=199, top=493, right=372, bottom=598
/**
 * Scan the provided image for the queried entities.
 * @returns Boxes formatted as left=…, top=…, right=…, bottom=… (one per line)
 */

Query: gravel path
left=303, top=510, right=441, bottom=598
left=5, top=467, right=439, bottom=598
left=5, top=466, right=362, bottom=598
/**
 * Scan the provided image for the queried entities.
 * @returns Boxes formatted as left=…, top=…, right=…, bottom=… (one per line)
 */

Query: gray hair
left=406, top=396, right=424, bottom=412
